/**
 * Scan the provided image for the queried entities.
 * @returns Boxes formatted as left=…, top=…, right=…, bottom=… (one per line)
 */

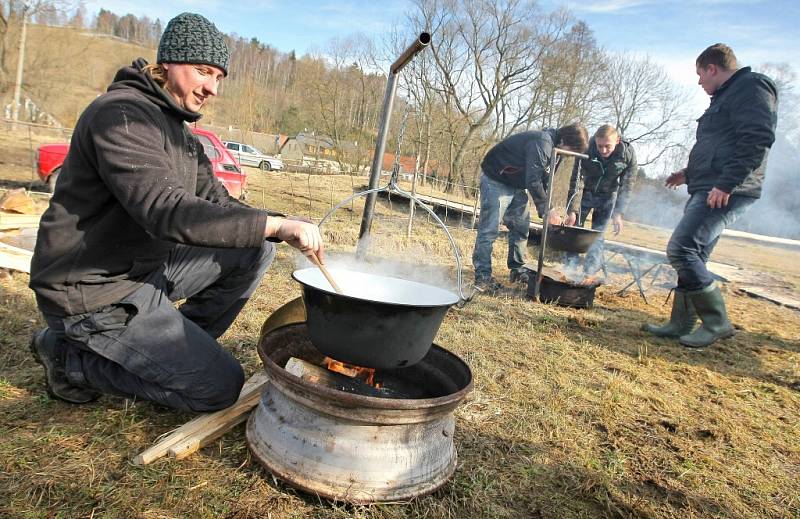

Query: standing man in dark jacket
left=28, top=13, right=325, bottom=410
left=472, top=124, right=588, bottom=292
left=644, top=44, right=778, bottom=348
left=564, top=124, right=637, bottom=283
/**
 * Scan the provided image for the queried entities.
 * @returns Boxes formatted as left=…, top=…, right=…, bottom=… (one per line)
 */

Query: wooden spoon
left=309, top=252, right=343, bottom=294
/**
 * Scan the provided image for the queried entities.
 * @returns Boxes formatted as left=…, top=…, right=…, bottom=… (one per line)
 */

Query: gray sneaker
left=30, top=328, right=100, bottom=404
left=474, top=277, right=504, bottom=294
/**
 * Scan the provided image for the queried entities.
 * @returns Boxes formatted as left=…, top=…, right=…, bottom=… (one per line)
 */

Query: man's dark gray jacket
left=567, top=137, right=637, bottom=217
left=481, top=129, right=558, bottom=218
left=30, top=59, right=269, bottom=316
left=686, top=66, right=778, bottom=197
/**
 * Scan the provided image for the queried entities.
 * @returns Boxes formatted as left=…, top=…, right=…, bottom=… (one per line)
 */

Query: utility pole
left=11, top=5, right=30, bottom=122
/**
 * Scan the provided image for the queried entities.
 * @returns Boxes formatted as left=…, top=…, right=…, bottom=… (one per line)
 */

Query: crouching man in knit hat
left=28, top=13, right=324, bottom=410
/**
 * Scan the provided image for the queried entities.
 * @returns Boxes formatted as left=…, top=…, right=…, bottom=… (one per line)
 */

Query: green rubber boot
left=642, top=289, right=697, bottom=338
left=679, top=283, right=736, bottom=349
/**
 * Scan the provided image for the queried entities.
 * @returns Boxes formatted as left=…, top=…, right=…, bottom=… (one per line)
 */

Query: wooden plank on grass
left=0, top=241, right=33, bottom=273
left=0, top=212, right=41, bottom=229
left=133, top=372, right=268, bottom=465
left=166, top=376, right=268, bottom=460
left=738, top=286, right=800, bottom=311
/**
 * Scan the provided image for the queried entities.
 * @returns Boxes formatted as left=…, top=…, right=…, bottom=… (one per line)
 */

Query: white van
left=223, top=141, right=284, bottom=171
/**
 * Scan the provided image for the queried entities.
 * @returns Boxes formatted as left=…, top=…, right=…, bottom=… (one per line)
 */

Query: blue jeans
left=566, top=191, right=615, bottom=276
left=472, top=174, right=530, bottom=280
left=667, top=191, right=756, bottom=291
left=42, top=241, right=276, bottom=412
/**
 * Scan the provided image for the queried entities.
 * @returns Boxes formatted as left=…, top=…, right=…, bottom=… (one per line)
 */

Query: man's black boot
left=30, top=328, right=100, bottom=404
left=474, top=277, right=504, bottom=295
left=509, top=269, right=530, bottom=285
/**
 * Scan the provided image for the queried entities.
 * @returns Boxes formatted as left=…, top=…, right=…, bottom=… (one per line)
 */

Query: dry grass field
left=1, top=134, right=799, bottom=518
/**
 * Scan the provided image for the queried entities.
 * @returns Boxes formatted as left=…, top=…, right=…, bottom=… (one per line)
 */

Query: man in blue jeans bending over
left=644, top=43, right=778, bottom=348
left=472, top=123, right=588, bottom=293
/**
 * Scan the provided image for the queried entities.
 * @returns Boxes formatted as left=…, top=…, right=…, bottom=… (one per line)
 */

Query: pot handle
left=318, top=183, right=475, bottom=305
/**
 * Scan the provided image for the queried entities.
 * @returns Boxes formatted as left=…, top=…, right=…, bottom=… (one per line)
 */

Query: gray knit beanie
left=157, top=12, right=229, bottom=76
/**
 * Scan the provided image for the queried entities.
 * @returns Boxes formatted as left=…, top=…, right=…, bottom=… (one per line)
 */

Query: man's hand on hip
left=265, top=216, right=325, bottom=261
left=707, top=188, right=730, bottom=208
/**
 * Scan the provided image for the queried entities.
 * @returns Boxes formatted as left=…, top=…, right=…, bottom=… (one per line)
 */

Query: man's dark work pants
left=41, top=242, right=276, bottom=412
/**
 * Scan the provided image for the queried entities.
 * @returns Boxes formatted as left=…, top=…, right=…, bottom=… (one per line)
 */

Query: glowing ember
left=323, top=357, right=381, bottom=388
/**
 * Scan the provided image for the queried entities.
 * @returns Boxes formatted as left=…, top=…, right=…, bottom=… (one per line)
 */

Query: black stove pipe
left=357, top=33, right=431, bottom=258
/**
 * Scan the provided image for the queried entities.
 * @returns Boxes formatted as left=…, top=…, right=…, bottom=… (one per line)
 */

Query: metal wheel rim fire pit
left=246, top=298, right=473, bottom=504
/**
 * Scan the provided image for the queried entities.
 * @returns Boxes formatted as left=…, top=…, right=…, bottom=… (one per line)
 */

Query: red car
left=35, top=126, right=247, bottom=199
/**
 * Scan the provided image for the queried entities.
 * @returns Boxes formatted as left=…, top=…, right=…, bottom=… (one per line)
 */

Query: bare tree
left=409, top=0, right=560, bottom=193
left=758, top=62, right=798, bottom=138
left=1, top=1, right=77, bottom=87
left=305, top=35, right=383, bottom=173
left=597, top=53, right=693, bottom=167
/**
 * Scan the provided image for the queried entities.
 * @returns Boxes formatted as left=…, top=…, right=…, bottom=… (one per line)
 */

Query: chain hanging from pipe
left=389, top=100, right=413, bottom=188
left=358, top=33, right=430, bottom=255
left=317, top=101, right=473, bottom=304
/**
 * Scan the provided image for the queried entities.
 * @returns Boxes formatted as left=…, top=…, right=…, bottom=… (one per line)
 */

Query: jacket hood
left=713, top=66, right=751, bottom=99
left=107, top=58, right=202, bottom=123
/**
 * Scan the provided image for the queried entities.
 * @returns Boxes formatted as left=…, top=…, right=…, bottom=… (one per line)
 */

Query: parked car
left=192, top=128, right=248, bottom=199
left=223, top=141, right=284, bottom=171
left=35, top=127, right=248, bottom=199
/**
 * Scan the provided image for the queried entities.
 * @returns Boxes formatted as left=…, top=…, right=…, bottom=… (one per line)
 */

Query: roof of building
left=293, top=132, right=335, bottom=149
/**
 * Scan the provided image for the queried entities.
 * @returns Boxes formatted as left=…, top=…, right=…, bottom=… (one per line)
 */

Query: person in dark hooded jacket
left=564, top=124, right=637, bottom=283
left=28, top=13, right=324, bottom=411
left=472, top=124, right=588, bottom=293
left=643, top=43, right=778, bottom=349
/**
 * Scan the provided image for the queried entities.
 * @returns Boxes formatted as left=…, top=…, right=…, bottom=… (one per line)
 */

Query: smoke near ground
left=732, top=133, right=800, bottom=238
left=623, top=141, right=800, bottom=239
left=624, top=80, right=800, bottom=240
left=624, top=183, right=686, bottom=231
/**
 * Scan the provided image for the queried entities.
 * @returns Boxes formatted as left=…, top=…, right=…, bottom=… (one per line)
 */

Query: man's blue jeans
left=566, top=191, right=616, bottom=276
left=472, top=174, right=530, bottom=280
left=667, top=191, right=756, bottom=291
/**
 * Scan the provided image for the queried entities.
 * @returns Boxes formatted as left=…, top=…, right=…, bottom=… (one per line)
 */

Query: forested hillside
left=1, top=2, right=798, bottom=237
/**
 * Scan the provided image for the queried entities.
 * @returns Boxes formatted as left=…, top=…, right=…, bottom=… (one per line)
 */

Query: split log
left=133, top=372, right=268, bottom=465
left=0, top=189, right=38, bottom=215
left=285, top=357, right=406, bottom=399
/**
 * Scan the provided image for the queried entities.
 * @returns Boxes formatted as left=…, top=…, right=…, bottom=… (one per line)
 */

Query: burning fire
left=323, top=357, right=381, bottom=388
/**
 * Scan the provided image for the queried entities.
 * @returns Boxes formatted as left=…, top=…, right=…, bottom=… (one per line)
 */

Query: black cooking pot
left=292, top=268, right=459, bottom=369
left=546, top=225, right=602, bottom=253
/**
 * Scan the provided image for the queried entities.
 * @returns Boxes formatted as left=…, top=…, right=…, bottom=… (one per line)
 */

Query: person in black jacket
left=28, top=13, right=325, bottom=409
left=564, top=125, right=637, bottom=283
left=472, top=124, right=588, bottom=293
left=644, top=43, right=778, bottom=348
